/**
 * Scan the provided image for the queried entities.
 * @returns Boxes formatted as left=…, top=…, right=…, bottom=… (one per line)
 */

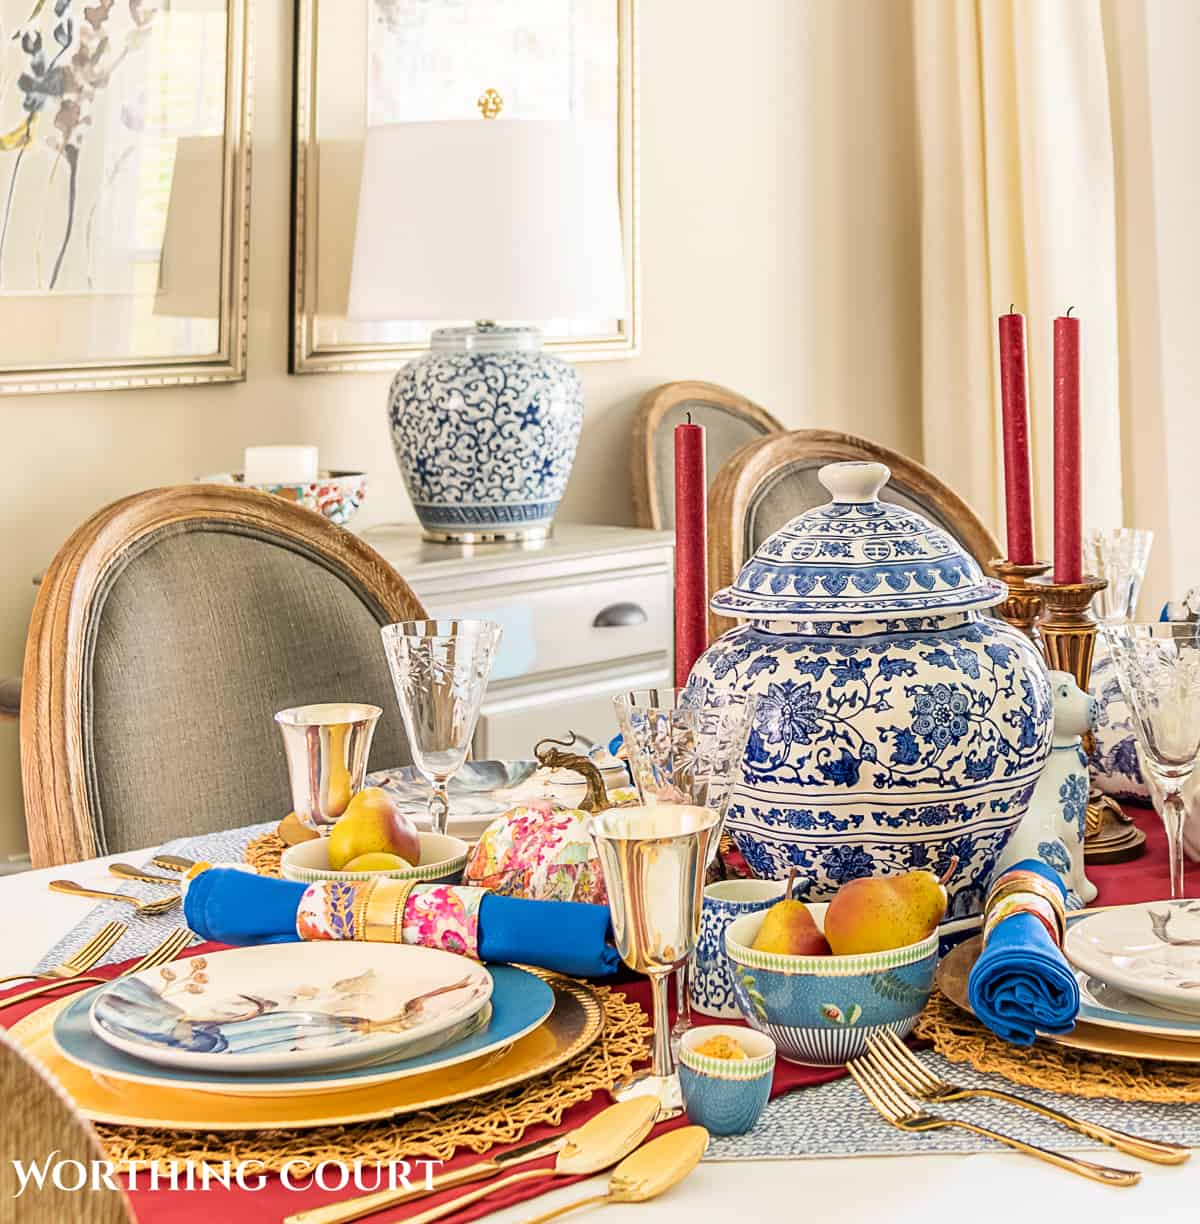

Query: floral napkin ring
left=296, top=879, right=483, bottom=959
left=982, top=869, right=1066, bottom=948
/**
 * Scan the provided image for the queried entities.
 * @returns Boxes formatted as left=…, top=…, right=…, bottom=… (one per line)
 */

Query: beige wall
left=0, top=0, right=923, bottom=861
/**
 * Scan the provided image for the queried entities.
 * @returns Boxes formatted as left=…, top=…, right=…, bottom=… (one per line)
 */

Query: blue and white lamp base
left=389, top=324, right=584, bottom=543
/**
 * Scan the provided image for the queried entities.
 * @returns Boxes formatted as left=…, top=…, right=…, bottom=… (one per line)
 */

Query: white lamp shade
left=346, top=120, right=628, bottom=323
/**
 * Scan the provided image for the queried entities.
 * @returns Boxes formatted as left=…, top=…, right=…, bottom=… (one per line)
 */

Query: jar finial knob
left=818, top=460, right=891, bottom=504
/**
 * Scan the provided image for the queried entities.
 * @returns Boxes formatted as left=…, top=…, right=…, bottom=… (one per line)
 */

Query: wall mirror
left=0, top=0, right=251, bottom=395
left=291, top=0, right=638, bottom=374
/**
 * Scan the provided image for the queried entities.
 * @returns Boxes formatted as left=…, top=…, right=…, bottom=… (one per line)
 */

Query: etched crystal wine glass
left=380, top=619, right=502, bottom=835
left=613, top=687, right=756, bottom=1046
left=1103, top=622, right=1200, bottom=897
left=1085, top=528, right=1154, bottom=623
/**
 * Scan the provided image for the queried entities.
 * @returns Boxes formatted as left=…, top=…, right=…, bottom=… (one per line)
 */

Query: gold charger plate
left=938, top=937, right=1200, bottom=1063
left=10, top=974, right=603, bottom=1130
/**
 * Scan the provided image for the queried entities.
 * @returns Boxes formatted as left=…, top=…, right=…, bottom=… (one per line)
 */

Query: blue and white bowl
left=692, top=879, right=785, bottom=1018
left=679, top=1025, right=776, bottom=1136
left=724, top=904, right=937, bottom=1066
left=689, top=461, right=1053, bottom=919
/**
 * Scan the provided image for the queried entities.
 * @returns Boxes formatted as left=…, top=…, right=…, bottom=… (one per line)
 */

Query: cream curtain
left=913, top=0, right=1125, bottom=561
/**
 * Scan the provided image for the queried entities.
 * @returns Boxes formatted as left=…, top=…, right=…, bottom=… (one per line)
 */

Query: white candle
left=244, top=446, right=319, bottom=486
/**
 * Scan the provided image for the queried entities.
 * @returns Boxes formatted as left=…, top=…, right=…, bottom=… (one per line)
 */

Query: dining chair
left=0, top=675, right=18, bottom=721
left=22, top=485, right=426, bottom=868
left=707, top=429, right=1002, bottom=639
left=630, top=381, right=784, bottom=529
left=0, top=1025, right=134, bottom=1221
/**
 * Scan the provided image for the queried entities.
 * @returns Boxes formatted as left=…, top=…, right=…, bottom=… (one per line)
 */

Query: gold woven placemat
left=245, top=829, right=285, bottom=876
left=93, top=983, right=649, bottom=1172
left=916, top=988, right=1200, bottom=1102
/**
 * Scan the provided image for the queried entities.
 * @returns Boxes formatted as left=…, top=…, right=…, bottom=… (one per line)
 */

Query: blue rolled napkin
left=183, top=867, right=618, bottom=977
left=967, top=858, right=1080, bottom=1047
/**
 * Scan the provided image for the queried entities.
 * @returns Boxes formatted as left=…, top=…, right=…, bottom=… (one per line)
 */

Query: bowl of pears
left=724, top=864, right=948, bottom=1065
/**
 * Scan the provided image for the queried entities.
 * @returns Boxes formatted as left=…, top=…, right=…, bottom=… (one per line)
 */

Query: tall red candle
left=998, top=310, right=1035, bottom=565
left=674, top=417, right=708, bottom=686
left=1053, top=310, right=1083, bottom=583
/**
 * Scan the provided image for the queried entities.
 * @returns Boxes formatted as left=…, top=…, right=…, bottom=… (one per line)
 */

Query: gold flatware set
left=848, top=1030, right=1191, bottom=1187
left=0, top=919, right=126, bottom=989
left=0, top=926, right=193, bottom=1009
left=48, top=881, right=180, bottom=915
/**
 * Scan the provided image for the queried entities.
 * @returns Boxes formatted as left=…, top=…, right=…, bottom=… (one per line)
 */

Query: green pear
left=751, top=869, right=832, bottom=956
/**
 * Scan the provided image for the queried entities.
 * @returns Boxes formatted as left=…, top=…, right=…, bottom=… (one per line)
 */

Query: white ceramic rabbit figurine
left=994, top=670, right=1097, bottom=907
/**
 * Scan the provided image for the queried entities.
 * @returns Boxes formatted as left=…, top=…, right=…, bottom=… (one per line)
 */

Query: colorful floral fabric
left=464, top=800, right=608, bottom=905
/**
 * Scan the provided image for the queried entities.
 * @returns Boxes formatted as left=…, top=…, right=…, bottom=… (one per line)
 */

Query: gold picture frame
left=290, top=0, right=640, bottom=374
left=0, top=0, right=252, bottom=396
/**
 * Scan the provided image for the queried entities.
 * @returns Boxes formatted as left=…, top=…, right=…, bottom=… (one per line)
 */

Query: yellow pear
left=751, top=869, right=832, bottom=956
left=343, top=851, right=411, bottom=872
left=328, top=787, right=420, bottom=871
left=823, top=859, right=956, bottom=955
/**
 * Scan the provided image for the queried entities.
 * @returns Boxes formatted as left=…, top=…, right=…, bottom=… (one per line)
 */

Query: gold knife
left=282, top=1135, right=566, bottom=1224
left=109, top=863, right=182, bottom=886
left=151, top=854, right=196, bottom=873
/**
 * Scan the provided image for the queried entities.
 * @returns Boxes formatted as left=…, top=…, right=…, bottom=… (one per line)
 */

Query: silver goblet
left=380, top=619, right=502, bottom=835
left=613, top=687, right=756, bottom=1047
left=591, top=803, right=721, bottom=1113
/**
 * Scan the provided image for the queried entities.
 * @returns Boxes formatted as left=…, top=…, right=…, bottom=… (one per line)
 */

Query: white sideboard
left=361, top=523, right=676, bottom=760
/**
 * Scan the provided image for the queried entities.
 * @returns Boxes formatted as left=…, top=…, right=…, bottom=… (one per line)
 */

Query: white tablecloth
left=1, top=849, right=1196, bottom=1222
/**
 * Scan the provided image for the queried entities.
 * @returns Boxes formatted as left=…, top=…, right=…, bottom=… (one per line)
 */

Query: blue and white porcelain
left=388, top=324, right=583, bottom=542
left=1089, top=641, right=1151, bottom=805
left=678, top=1025, right=776, bottom=1135
left=725, top=906, right=937, bottom=1066
left=692, top=879, right=785, bottom=1018
left=995, top=671, right=1097, bottom=908
left=689, top=461, right=1054, bottom=919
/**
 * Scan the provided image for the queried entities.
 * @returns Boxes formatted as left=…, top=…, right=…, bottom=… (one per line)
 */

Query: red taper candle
left=998, top=309, right=1035, bottom=565
left=1053, top=309, right=1083, bottom=583
left=674, top=415, right=708, bottom=686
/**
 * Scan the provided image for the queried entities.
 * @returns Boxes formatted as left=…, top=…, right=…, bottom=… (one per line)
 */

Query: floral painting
left=0, top=0, right=250, bottom=389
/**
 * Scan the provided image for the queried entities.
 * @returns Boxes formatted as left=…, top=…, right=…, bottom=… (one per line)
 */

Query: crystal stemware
left=613, top=687, right=756, bottom=1047
left=590, top=803, right=720, bottom=1112
left=1085, top=528, right=1154, bottom=623
left=1103, top=622, right=1200, bottom=897
left=380, top=619, right=502, bottom=835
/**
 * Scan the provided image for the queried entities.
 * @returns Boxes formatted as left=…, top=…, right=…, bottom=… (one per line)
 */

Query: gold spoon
left=49, top=881, right=180, bottom=916
left=381, top=1097, right=662, bottom=1224
left=521, top=1126, right=709, bottom=1224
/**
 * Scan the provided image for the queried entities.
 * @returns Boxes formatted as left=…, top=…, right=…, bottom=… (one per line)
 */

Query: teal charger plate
left=54, top=965, right=554, bottom=1096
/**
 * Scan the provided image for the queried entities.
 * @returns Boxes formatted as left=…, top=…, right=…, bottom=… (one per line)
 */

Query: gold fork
left=0, top=920, right=126, bottom=989
left=49, top=881, right=180, bottom=915
left=866, top=1029, right=1189, bottom=1165
left=846, top=1054, right=1140, bottom=1186
left=0, top=927, right=194, bottom=1009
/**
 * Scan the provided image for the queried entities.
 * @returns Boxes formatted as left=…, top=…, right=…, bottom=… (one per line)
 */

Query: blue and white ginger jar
left=389, top=325, right=583, bottom=542
left=687, top=461, right=1054, bottom=919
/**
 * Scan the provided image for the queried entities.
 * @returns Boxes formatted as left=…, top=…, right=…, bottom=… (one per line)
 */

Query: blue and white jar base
left=389, top=325, right=583, bottom=543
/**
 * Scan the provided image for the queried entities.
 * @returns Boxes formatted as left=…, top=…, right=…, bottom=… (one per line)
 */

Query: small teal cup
left=692, top=879, right=785, bottom=1018
left=678, top=1025, right=776, bottom=1136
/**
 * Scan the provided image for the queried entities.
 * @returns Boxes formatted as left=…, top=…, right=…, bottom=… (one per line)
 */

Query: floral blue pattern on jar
left=689, top=462, right=1054, bottom=919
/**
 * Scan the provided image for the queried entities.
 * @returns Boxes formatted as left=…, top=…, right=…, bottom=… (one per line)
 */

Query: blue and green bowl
left=678, top=1025, right=776, bottom=1136
left=725, top=903, right=938, bottom=1066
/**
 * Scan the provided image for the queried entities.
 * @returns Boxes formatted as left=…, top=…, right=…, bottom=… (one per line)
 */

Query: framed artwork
left=0, top=0, right=251, bottom=395
left=291, top=0, right=638, bottom=374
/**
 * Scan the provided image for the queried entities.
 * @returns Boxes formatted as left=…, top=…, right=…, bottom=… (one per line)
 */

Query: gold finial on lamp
left=477, top=88, right=504, bottom=119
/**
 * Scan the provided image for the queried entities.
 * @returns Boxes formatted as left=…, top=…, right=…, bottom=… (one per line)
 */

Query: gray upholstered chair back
left=632, top=382, right=783, bottom=529
left=23, top=487, right=426, bottom=866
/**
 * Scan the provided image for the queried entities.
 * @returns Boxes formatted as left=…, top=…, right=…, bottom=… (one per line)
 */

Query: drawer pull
left=592, top=601, right=647, bottom=628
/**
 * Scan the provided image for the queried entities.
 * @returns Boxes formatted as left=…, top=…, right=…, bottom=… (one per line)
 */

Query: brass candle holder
left=990, top=559, right=1051, bottom=642
left=1029, top=573, right=1146, bottom=863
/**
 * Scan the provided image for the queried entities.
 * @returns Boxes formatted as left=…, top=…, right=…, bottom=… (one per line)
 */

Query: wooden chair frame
left=21, top=485, right=426, bottom=868
left=707, top=430, right=1002, bottom=639
left=630, top=380, right=783, bottom=529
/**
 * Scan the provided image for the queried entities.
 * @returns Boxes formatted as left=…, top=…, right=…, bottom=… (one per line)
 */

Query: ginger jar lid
left=709, top=461, right=1007, bottom=621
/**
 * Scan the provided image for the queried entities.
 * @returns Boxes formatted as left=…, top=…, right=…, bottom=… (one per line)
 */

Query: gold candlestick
left=1029, top=574, right=1107, bottom=687
left=990, top=559, right=1051, bottom=642
left=1030, top=573, right=1145, bottom=863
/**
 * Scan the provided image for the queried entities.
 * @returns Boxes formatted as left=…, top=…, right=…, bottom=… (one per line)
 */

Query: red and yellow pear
left=751, top=868, right=832, bottom=956
left=328, top=787, right=420, bottom=871
left=823, top=860, right=955, bottom=955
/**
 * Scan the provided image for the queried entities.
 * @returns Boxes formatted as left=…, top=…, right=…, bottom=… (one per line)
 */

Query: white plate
left=89, top=942, right=492, bottom=1074
left=1065, top=900, right=1200, bottom=1017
